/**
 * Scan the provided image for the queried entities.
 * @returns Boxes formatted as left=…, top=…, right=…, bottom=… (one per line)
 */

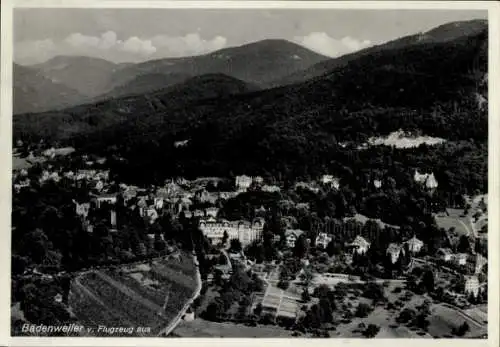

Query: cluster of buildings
left=414, top=170, right=439, bottom=191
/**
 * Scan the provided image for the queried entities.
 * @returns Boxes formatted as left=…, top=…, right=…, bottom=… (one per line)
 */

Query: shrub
left=363, top=324, right=380, bottom=338
left=355, top=303, right=373, bottom=318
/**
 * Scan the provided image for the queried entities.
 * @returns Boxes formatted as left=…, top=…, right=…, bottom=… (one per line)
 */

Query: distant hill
left=108, top=39, right=329, bottom=90
left=274, top=19, right=487, bottom=86
left=13, top=63, right=87, bottom=114
left=13, top=73, right=258, bottom=141
left=18, top=39, right=328, bottom=108
left=31, top=55, right=120, bottom=97
left=97, top=72, right=193, bottom=100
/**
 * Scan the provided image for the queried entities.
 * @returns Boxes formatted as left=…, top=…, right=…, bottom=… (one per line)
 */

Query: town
left=11, top=141, right=488, bottom=338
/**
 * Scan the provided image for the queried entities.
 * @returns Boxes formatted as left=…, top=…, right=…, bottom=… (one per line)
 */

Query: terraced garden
left=69, top=254, right=199, bottom=336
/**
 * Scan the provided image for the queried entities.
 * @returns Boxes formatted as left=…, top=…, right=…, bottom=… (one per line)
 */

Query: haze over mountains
left=13, top=19, right=486, bottom=115
left=14, top=39, right=328, bottom=113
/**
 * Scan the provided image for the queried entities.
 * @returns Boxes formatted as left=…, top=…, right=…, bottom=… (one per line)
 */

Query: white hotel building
left=199, top=216, right=265, bottom=246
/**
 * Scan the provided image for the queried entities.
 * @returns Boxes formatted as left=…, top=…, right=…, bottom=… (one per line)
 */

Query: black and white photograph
left=4, top=1, right=498, bottom=343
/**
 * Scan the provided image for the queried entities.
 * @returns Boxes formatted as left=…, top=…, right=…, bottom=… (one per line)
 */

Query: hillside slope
left=13, top=73, right=259, bottom=141
left=13, top=64, right=87, bottom=114
left=274, top=19, right=487, bottom=86
left=30, top=56, right=121, bottom=98
left=108, top=39, right=329, bottom=90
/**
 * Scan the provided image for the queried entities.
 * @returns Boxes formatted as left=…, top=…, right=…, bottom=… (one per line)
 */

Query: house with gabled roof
left=386, top=243, right=405, bottom=264
left=285, top=229, right=304, bottom=248
left=405, top=235, right=424, bottom=254
left=315, top=232, right=332, bottom=249
left=349, top=235, right=371, bottom=255
left=437, top=248, right=453, bottom=262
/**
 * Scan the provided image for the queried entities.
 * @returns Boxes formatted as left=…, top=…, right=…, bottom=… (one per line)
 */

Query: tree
left=363, top=324, right=380, bottom=338
left=293, top=235, right=309, bottom=259
left=254, top=303, right=263, bottom=316
left=301, top=288, right=311, bottom=302
left=203, top=302, right=222, bottom=322
left=299, top=267, right=314, bottom=286
left=457, top=235, right=471, bottom=253
left=396, top=308, right=417, bottom=324
left=422, top=269, right=435, bottom=293
left=319, top=298, right=333, bottom=323
left=355, top=303, right=373, bottom=318
left=277, top=279, right=290, bottom=290
left=222, top=230, right=229, bottom=246
left=453, top=321, right=470, bottom=336
left=413, top=313, right=430, bottom=331
left=229, top=239, right=242, bottom=253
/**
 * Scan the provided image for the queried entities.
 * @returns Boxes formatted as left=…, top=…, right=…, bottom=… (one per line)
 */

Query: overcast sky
left=14, top=8, right=487, bottom=65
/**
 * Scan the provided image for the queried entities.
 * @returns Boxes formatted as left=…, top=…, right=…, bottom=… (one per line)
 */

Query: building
left=254, top=176, right=264, bottom=185
left=235, top=175, right=253, bottom=192
left=176, top=197, right=193, bottom=214
left=414, top=170, right=438, bottom=191
left=13, top=178, right=31, bottom=192
left=475, top=254, right=487, bottom=274
left=454, top=253, right=468, bottom=266
left=350, top=235, right=371, bottom=255
left=183, top=308, right=195, bottom=322
left=437, top=248, right=453, bottom=262
left=206, top=207, right=219, bottom=218
left=90, top=180, right=104, bottom=192
left=255, top=286, right=301, bottom=322
left=110, top=210, right=117, bottom=229
left=464, top=275, right=480, bottom=298
left=373, top=179, right=383, bottom=189
left=95, top=194, right=117, bottom=208
left=261, top=185, right=281, bottom=193
left=193, top=210, right=205, bottom=218
left=195, top=189, right=218, bottom=204
left=218, top=191, right=239, bottom=200
left=53, top=293, right=63, bottom=303
left=405, top=235, right=424, bottom=254
left=321, top=175, right=340, bottom=190
left=145, top=208, right=159, bottom=224
left=285, top=229, right=304, bottom=248
left=74, top=201, right=91, bottom=219
left=315, top=232, right=332, bottom=249
left=154, top=197, right=164, bottom=210
left=386, top=243, right=405, bottom=264
left=199, top=217, right=264, bottom=246
left=294, top=182, right=320, bottom=193
left=254, top=205, right=267, bottom=217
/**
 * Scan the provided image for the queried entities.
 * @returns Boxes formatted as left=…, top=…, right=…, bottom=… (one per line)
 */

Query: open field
left=427, top=304, right=487, bottom=338
left=68, top=254, right=198, bottom=336
left=367, top=131, right=446, bottom=149
left=463, top=306, right=488, bottom=325
left=434, top=209, right=472, bottom=236
left=12, top=153, right=46, bottom=170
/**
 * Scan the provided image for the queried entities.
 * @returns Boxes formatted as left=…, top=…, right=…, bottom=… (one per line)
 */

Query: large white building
left=414, top=170, right=438, bottom=190
left=350, top=236, right=371, bottom=255
left=199, top=217, right=264, bottom=246
left=464, top=275, right=480, bottom=297
left=235, top=175, right=253, bottom=192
